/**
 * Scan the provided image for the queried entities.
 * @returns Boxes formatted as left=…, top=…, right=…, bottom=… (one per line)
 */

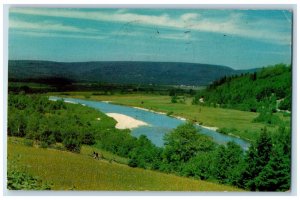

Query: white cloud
left=12, top=30, right=106, bottom=40
left=9, top=8, right=291, bottom=45
left=180, top=13, right=200, bottom=21
left=9, top=19, right=106, bottom=41
left=9, top=19, right=99, bottom=34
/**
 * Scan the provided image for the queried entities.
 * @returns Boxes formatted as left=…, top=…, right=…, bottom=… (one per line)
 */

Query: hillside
left=194, top=64, right=292, bottom=112
left=7, top=137, right=242, bottom=191
left=8, top=60, right=251, bottom=86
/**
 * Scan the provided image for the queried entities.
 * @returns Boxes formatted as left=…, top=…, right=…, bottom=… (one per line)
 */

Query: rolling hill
left=8, top=60, right=253, bottom=86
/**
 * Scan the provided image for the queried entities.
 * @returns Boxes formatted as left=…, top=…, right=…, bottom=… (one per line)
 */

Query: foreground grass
left=8, top=137, right=242, bottom=191
left=50, top=92, right=290, bottom=141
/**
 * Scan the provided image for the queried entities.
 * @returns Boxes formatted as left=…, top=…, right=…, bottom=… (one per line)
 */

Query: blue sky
left=9, top=8, right=292, bottom=69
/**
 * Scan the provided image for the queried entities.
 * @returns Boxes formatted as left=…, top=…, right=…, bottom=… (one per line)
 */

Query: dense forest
left=194, top=64, right=291, bottom=112
left=8, top=94, right=291, bottom=191
left=9, top=60, right=255, bottom=86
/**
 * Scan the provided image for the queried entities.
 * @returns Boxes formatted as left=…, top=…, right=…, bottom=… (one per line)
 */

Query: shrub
left=166, top=111, right=174, bottom=116
left=128, top=157, right=138, bottom=168
left=7, top=170, right=51, bottom=190
left=253, top=110, right=281, bottom=125
left=62, top=132, right=82, bottom=153
left=81, top=132, right=95, bottom=145
left=171, top=96, right=177, bottom=103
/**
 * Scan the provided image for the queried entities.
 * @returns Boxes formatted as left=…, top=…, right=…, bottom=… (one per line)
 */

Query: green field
left=8, top=137, right=243, bottom=191
left=50, top=92, right=290, bottom=141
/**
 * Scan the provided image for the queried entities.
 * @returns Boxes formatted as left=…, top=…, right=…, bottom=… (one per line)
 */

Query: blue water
left=49, top=96, right=250, bottom=150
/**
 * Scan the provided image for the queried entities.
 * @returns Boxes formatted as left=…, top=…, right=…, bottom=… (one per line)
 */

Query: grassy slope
left=8, top=137, right=242, bottom=191
left=50, top=92, right=290, bottom=141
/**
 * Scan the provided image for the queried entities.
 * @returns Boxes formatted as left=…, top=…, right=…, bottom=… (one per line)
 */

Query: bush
left=128, top=157, right=138, bottom=168
left=81, top=132, right=95, bottom=145
left=62, top=132, right=82, bottom=153
left=7, top=169, right=51, bottom=190
left=171, top=95, right=177, bottom=103
left=166, top=111, right=174, bottom=116
left=253, top=110, right=281, bottom=125
left=39, top=130, right=56, bottom=146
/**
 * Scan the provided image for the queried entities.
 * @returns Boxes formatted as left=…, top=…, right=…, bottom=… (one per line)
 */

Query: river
left=49, top=96, right=250, bottom=150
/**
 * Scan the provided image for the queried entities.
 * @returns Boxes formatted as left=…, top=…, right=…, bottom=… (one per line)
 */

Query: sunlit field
left=8, top=137, right=243, bottom=191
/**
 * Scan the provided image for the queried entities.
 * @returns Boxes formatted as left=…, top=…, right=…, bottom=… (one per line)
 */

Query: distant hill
left=8, top=60, right=256, bottom=86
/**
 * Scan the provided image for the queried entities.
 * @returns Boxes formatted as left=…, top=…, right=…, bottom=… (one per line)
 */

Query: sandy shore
left=106, top=113, right=149, bottom=130
left=201, top=125, right=218, bottom=131
left=64, top=100, right=77, bottom=104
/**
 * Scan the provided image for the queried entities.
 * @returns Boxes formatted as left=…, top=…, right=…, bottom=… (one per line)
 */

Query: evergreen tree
left=241, top=128, right=274, bottom=191
left=213, top=142, right=244, bottom=184
left=213, top=145, right=227, bottom=182
left=255, top=143, right=291, bottom=191
left=255, top=127, right=291, bottom=191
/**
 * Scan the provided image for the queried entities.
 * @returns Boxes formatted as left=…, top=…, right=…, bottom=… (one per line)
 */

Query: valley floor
left=50, top=92, right=291, bottom=142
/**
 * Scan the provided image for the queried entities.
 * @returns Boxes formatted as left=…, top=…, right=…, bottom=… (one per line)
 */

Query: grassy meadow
left=8, top=137, right=243, bottom=191
left=50, top=92, right=291, bottom=142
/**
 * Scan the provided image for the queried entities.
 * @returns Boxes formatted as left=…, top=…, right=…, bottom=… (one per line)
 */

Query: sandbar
left=106, top=113, right=149, bottom=129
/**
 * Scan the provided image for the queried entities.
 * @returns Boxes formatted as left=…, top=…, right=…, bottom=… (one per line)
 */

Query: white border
left=1, top=1, right=299, bottom=200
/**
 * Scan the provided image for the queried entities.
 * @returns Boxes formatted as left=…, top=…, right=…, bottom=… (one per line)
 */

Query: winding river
left=49, top=96, right=250, bottom=150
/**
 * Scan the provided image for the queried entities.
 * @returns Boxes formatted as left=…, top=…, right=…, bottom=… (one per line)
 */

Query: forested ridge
left=9, top=60, right=255, bottom=86
left=194, top=64, right=292, bottom=112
